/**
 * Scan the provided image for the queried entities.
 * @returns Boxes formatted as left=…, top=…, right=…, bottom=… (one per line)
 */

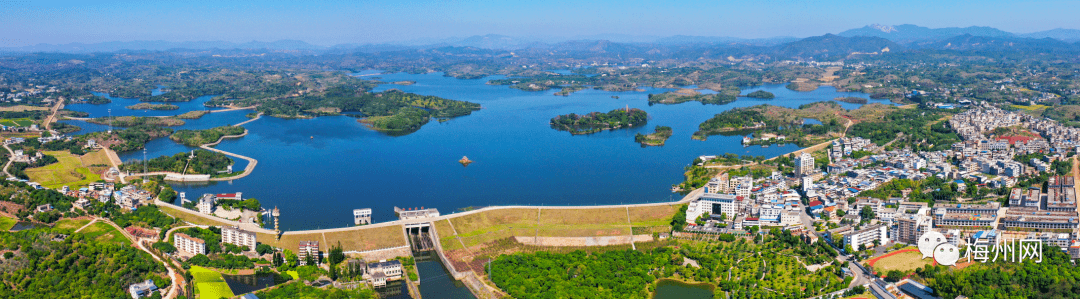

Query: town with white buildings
left=685, top=103, right=1080, bottom=260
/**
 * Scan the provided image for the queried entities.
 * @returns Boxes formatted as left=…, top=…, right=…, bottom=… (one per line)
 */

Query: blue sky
left=1, top=0, right=1078, bottom=47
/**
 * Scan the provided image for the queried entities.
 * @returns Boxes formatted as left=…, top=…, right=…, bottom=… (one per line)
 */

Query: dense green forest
left=169, top=125, right=246, bottom=146
left=0, top=227, right=167, bottom=298
left=491, top=229, right=845, bottom=299
left=550, top=108, right=648, bottom=134
left=744, top=90, right=775, bottom=99
left=121, top=149, right=233, bottom=174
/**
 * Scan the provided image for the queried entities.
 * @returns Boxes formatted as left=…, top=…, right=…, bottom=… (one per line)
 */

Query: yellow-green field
left=1011, top=104, right=1050, bottom=111
left=870, top=249, right=931, bottom=274
left=0, top=118, right=34, bottom=127
left=190, top=266, right=235, bottom=299
left=0, top=217, right=16, bottom=231
left=440, top=205, right=680, bottom=249
left=24, top=150, right=103, bottom=189
left=53, top=218, right=91, bottom=232
left=0, top=105, right=48, bottom=112
left=77, top=222, right=129, bottom=245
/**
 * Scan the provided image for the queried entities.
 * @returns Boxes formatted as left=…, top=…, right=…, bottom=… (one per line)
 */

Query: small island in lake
left=786, top=82, right=819, bottom=92
left=126, top=103, right=179, bottom=110
left=635, top=126, right=673, bottom=147
left=834, top=97, right=868, bottom=104
left=550, top=108, right=647, bottom=135
left=743, top=90, right=775, bottom=99
left=647, top=89, right=739, bottom=105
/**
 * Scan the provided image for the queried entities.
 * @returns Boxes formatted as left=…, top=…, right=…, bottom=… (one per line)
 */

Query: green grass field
left=78, top=222, right=129, bottom=245
left=0, top=217, right=16, bottom=231
left=24, top=151, right=102, bottom=189
left=191, top=266, right=236, bottom=299
left=286, top=270, right=300, bottom=280
left=53, top=218, right=91, bottom=232
left=0, top=118, right=34, bottom=127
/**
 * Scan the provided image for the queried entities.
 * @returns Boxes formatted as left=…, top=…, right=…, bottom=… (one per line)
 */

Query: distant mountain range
left=838, top=24, right=1080, bottom=42
left=1, top=24, right=1078, bottom=56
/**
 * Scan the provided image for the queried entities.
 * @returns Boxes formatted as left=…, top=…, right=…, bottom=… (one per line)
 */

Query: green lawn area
left=77, top=222, right=129, bottom=245
left=53, top=218, right=91, bottom=232
left=0, top=217, right=16, bottom=231
left=0, top=118, right=34, bottom=127
left=191, top=266, right=236, bottom=299
left=286, top=270, right=300, bottom=280
left=24, top=151, right=101, bottom=189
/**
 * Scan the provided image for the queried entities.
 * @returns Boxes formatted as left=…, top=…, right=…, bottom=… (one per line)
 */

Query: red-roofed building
left=216, top=193, right=242, bottom=200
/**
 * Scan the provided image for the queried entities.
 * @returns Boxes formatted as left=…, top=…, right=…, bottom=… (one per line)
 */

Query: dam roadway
left=157, top=187, right=703, bottom=236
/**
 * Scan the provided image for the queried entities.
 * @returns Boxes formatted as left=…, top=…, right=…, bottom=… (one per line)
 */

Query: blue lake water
left=60, top=72, right=888, bottom=230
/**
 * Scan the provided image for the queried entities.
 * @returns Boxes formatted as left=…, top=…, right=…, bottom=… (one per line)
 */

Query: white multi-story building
left=197, top=194, right=216, bottom=215
left=221, top=226, right=257, bottom=251
left=842, top=223, right=888, bottom=251
left=685, top=193, right=740, bottom=223
left=795, top=152, right=815, bottom=176
left=174, top=233, right=206, bottom=255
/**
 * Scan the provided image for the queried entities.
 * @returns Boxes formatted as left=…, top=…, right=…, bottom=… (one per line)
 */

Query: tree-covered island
left=647, top=89, right=740, bottom=105
left=635, top=125, right=673, bottom=146
left=550, top=108, right=648, bottom=135
left=744, top=90, right=775, bottom=99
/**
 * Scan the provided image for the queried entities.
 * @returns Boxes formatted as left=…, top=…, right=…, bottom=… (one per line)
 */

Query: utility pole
left=107, top=109, right=112, bottom=133
left=143, top=148, right=147, bottom=174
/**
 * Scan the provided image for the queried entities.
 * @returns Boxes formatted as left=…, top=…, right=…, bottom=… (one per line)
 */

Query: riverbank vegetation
left=169, top=125, right=246, bottom=146
left=635, top=126, right=673, bottom=147
left=125, top=103, right=179, bottom=110
left=120, top=149, right=233, bottom=175
left=834, top=97, right=868, bottom=104
left=550, top=108, right=647, bottom=135
left=673, top=158, right=719, bottom=195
